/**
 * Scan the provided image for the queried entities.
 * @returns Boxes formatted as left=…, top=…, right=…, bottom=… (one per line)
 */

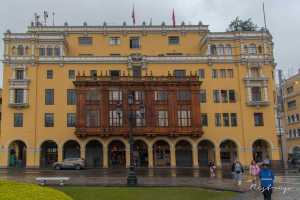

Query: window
left=14, top=113, right=23, bottom=127
left=248, top=44, right=257, bottom=55
left=17, top=45, right=24, bottom=56
left=54, top=47, right=61, bottom=56
left=198, top=69, right=205, bottom=79
left=46, top=47, right=53, bottom=57
left=230, top=113, right=237, bottom=127
left=212, top=69, right=218, bottom=79
left=109, top=89, right=122, bottom=103
left=15, top=69, right=24, bottom=80
left=227, top=69, right=234, bottom=78
left=67, top=113, right=76, bottom=127
left=199, top=89, right=206, bottom=103
left=291, top=115, right=295, bottom=123
left=157, top=111, right=168, bottom=127
left=223, top=113, right=230, bottom=127
left=110, top=37, right=120, bottom=45
left=168, top=36, right=180, bottom=45
left=110, top=70, right=120, bottom=77
left=254, top=113, right=264, bottom=126
left=221, top=90, right=228, bottom=103
left=220, top=69, right=226, bottom=78
left=213, top=90, right=221, bottom=103
left=215, top=113, right=222, bottom=127
left=86, top=89, right=100, bottom=101
left=39, top=47, right=45, bottom=56
left=296, top=114, right=300, bottom=122
left=251, top=87, right=262, bottom=102
left=287, top=100, right=297, bottom=109
left=229, top=90, right=236, bottom=103
left=177, top=110, right=191, bottom=127
left=86, top=110, right=99, bottom=127
left=287, top=86, right=294, bottom=94
left=68, top=70, right=75, bottom=79
left=45, top=89, right=54, bottom=105
left=258, top=46, right=263, bottom=54
left=132, top=66, right=142, bottom=77
left=135, top=110, right=145, bottom=127
left=90, top=70, right=97, bottom=77
left=155, top=91, right=168, bottom=101
left=177, top=90, right=191, bottom=101
left=79, top=37, right=93, bottom=45
left=217, top=45, right=224, bottom=55
left=12, top=46, right=16, bottom=55
left=44, top=113, right=54, bottom=127
left=225, top=45, right=232, bottom=55
left=14, top=89, right=24, bottom=104
left=130, top=37, right=140, bottom=49
left=67, top=89, right=76, bottom=105
left=46, top=70, right=53, bottom=79
left=174, top=70, right=186, bottom=78
left=109, top=110, right=122, bottom=127
left=210, top=45, right=217, bottom=55
left=201, top=113, right=208, bottom=127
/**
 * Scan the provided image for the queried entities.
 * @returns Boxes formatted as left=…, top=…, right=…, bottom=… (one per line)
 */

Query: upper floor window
left=177, top=90, right=191, bottom=101
left=110, top=37, right=121, bottom=45
left=288, top=100, right=297, bottom=109
left=217, top=45, right=224, bottom=55
left=174, top=70, right=186, bottom=78
left=168, top=36, right=180, bottom=45
left=258, top=45, right=263, bottom=54
left=86, top=110, right=100, bottom=127
left=215, top=113, right=222, bottom=127
left=109, top=110, right=122, bottom=127
left=67, top=113, right=76, bottom=127
left=14, top=89, right=24, bottom=104
left=46, top=47, right=53, bottom=56
left=155, top=91, right=168, bottom=101
left=254, top=112, right=264, bottom=126
left=17, top=45, right=24, bottom=56
left=224, top=45, right=232, bottom=55
left=12, top=46, right=16, bottom=56
left=210, top=45, right=217, bottom=55
left=220, top=69, right=226, bottom=78
left=54, top=47, right=61, bottom=56
left=44, top=113, right=54, bottom=127
left=248, top=44, right=257, bottom=55
left=15, top=69, right=24, bottom=80
left=132, top=66, right=142, bottom=77
left=198, top=69, right=205, bottom=79
left=177, top=110, right=191, bottom=127
left=39, top=47, right=45, bottom=56
left=287, top=86, right=294, bottom=94
left=212, top=69, right=218, bottom=79
left=157, top=111, right=168, bottom=127
left=135, top=110, right=145, bottom=127
left=90, top=70, right=97, bottom=77
left=250, top=67, right=260, bottom=78
left=251, top=87, right=262, bottom=102
left=46, top=70, right=53, bottom=79
left=86, top=89, right=100, bottom=101
left=130, top=37, right=140, bottom=49
left=110, top=70, right=120, bottom=78
left=199, top=89, right=206, bottom=103
left=79, top=37, right=93, bottom=45
left=45, top=89, right=54, bottom=105
left=109, top=89, right=122, bottom=103
left=227, top=69, right=234, bottom=78
left=14, top=113, right=23, bottom=127
left=68, top=70, right=76, bottom=79
left=201, top=113, right=208, bottom=127
left=128, top=91, right=144, bottom=104
left=67, top=89, right=76, bottom=105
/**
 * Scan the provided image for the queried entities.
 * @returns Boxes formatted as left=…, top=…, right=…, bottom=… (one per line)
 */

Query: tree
left=227, top=17, right=258, bottom=32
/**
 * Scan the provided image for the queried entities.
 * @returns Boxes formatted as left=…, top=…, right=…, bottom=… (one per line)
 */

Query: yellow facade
left=0, top=24, right=280, bottom=168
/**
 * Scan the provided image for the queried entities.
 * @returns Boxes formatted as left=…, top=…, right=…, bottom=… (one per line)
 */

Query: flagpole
left=263, top=2, right=267, bottom=30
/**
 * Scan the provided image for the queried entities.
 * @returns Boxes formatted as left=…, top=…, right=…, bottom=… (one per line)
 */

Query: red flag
left=172, top=9, right=176, bottom=27
left=132, top=5, right=136, bottom=25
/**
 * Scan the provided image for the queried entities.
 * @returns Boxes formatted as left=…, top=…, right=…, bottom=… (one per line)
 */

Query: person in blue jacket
left=259, top=162, right=275, bottom=200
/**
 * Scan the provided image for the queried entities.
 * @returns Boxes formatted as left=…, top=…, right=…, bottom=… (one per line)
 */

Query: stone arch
left=108, top=140, right=126, bottom=168
left=153, top=140, right=170, bottom=167
left=85, top=140, right=103, bottom=168
left=252, top=139, right=272, bottom=162
left=198, top=139, right=216, bottom=166
left=175, top=140, right=193, bottom=167
left=219, top=139, right=238, bottom=166
left=8, top=140, right=27, bottom=168
left=133, top=139, right=148, bottom=167
left=63, top=140, right=81, bottom=159
left=40, top=140, right=58, bottom=168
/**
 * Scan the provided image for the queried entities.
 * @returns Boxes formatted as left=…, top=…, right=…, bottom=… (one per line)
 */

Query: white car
left=53, top=158, right=85, bottom=170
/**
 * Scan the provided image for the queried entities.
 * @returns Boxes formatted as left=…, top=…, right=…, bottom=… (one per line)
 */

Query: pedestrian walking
left=231, top=160, right=244, bottom=185
left=249, top=160, right=260, bottom=189
left=208, top=161, right=216, bottom=177
left=259, top=162, right=275, bottom=200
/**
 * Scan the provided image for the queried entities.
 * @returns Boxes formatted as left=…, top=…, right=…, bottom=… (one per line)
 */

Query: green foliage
left=59, top=187, right=236, bottom=200
left=0, top=180, right=72, bottom=200
left=227, top=17, right=258, bottom=32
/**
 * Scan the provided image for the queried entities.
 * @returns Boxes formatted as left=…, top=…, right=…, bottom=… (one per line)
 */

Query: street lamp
left=117, top=91, right=145, bottom=186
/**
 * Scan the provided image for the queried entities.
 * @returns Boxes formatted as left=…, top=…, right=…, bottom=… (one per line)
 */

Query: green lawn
left=0, top=180, right=72, bottom=200
left=59, top=187, right=236, bottom=200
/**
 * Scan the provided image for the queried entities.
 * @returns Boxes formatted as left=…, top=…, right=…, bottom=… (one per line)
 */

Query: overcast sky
left=1, top=0, right=299, bottom=85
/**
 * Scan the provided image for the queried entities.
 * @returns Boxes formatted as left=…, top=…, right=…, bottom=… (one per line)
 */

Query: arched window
left=54, top=47, right=61, bottom=56
left=210, top=45, right=217, bottom=56
left=225, top=44, right=232, bottom=55
left=25, top=46, right=29, bottom=56
left=39, top=47, right=45, bottom=56
left=258, top=45, right=263, bottom=54
left=17, top=45, right=24, bottom=56
left=217, top=45, right=224, bottom=55
left=248, top=44, right=257, bottom=55
left=11, top=46, right=16, bottom=56
left=46, top=46, right=53, bottom=57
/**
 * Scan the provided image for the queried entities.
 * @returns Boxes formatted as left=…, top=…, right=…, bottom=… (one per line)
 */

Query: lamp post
left=117, top=91, right=145, bottom=186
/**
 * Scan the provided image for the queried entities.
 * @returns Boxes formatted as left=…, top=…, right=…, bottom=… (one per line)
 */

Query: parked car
left=53, top=158, right=85, bottom=170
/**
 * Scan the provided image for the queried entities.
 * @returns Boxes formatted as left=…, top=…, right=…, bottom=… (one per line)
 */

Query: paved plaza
left=0, top=168, right=299, bottom=199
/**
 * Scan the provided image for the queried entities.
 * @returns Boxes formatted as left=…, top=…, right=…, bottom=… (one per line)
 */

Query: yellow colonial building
left=0, top=21, right=280, bottom=169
